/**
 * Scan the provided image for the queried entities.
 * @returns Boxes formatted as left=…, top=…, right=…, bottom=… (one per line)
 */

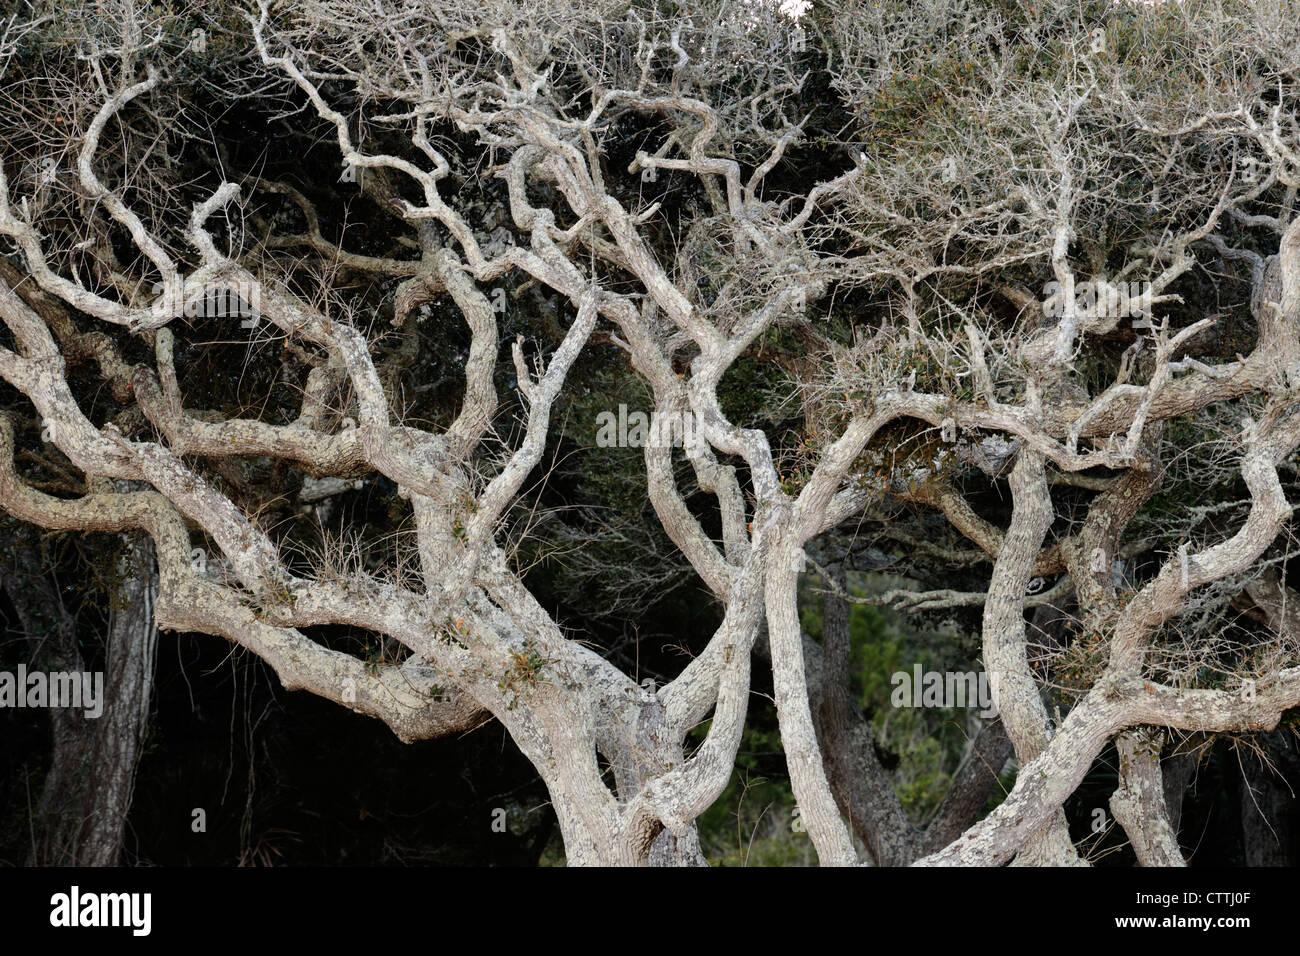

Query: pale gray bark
left=984, top=450, right=1084, bottom=866
left=3, top=0, right=1300, bottom=868
left=1110, top=729, right=1185, bottom=866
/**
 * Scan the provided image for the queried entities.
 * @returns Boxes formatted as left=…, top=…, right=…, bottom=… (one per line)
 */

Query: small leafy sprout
left=496, top=638, right=554, bottom=708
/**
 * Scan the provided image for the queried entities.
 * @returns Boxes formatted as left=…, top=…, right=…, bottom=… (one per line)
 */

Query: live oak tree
left=2, top=0, right=1300, bottom=866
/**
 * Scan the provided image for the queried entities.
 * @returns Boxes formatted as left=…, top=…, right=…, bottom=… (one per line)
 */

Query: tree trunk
left=79, top=534, right=158, bottom=865
left=1, top=531, right=157, bottom=865
left=1110, top=729, right=1185, bottom=866
left=1239, top=749, right=1292, bottom=866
